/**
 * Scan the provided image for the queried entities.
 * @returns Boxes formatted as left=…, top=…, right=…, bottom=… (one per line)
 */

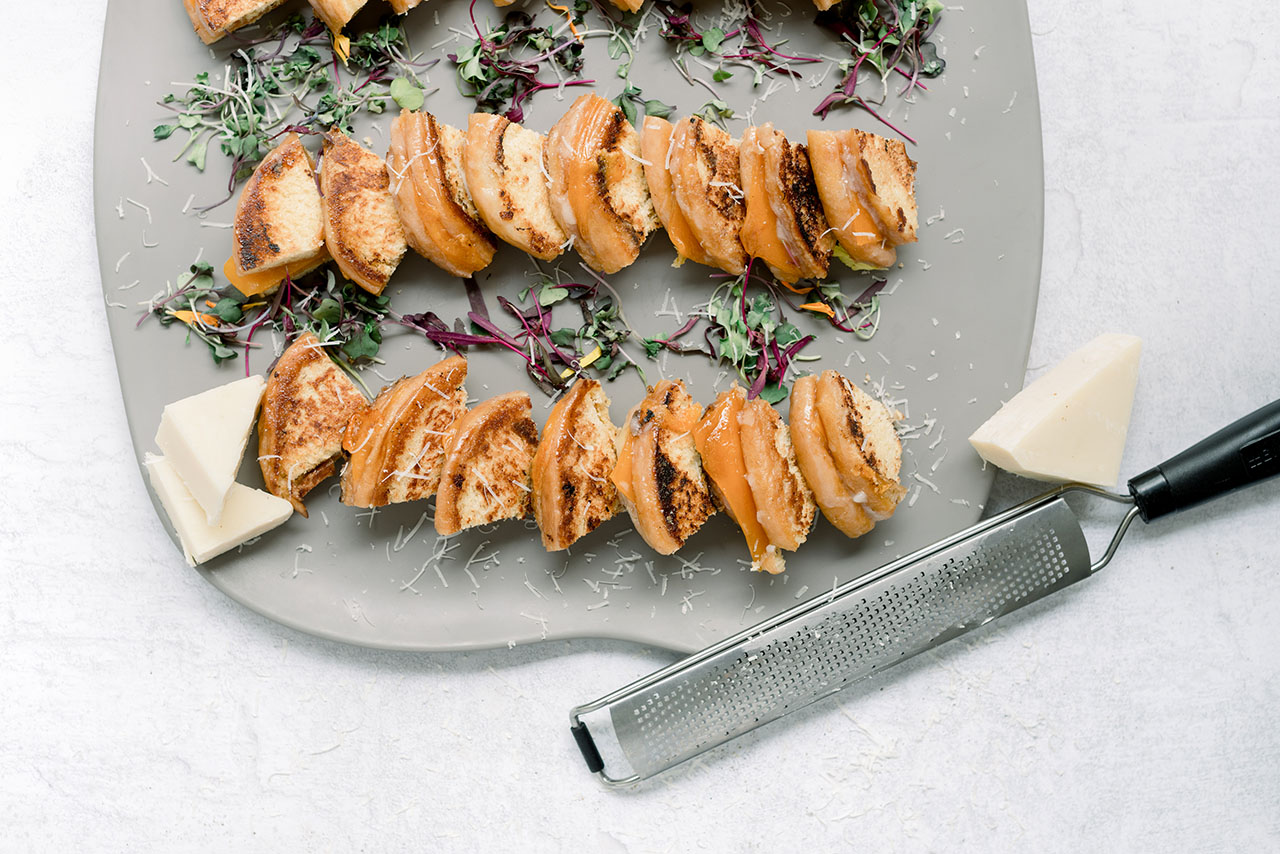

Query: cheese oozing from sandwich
left=969, top=333, right=1142, bottom=487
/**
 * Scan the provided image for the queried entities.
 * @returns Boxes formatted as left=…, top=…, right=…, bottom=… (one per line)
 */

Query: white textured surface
left=3, top=1, right=1278, bottom=849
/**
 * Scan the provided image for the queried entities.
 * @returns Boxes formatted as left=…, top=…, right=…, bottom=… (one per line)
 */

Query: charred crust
left=514, top=417, right=538, bottom=446
left=260, top=335, right=365, bottom=513
left=601, top=110, right=624, bottom=151
left=654, top=450, right=680, bottom=534
left=424, top=113, right=491, bottom=241
left=494, top=120, right=511, bottom=172
left=322, top=131, right=396, bottom=285
left=235, top=140, right=305, bottom=272
left=692, top=119, right=744, bottom=222
left=779, top=142, right=830, bottom=259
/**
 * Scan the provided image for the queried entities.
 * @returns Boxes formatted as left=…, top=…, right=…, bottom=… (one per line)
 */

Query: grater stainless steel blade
left=570, top=397, right=1280, bottom=785
left=570, top=489, right=1107, bottom=784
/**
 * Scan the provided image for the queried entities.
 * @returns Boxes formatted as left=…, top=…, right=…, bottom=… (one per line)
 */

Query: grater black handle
left=1128, top=398, right=1280, bottom=522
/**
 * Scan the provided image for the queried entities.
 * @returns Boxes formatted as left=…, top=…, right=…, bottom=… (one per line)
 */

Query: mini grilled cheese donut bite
left=531, top=379, right=620, bottom=552
left=789, top=375, right=876, bottom=538
left=739, top=124, right=800, bottom=282
left=692, top=387, right=778, bottom=573
left=640, top=116, right=716, bottom=267
left=612, top=380, right=715, bottom=555
left=434, top=391, right=539, bottom=536
left=464, top=113, right=568, bottom=261
left=737, top=396, right=817, bottom=552
left=340, top=355, right=468, bottom=508
left=185, top=0, right=288, bottom=43
left=763, top=132, right=834, bottom=281
left=307, top=0, right=366, bottom=32
left=809, top=370, right=906, bottom=528
left=258, top=332, right=368, bottom=517
left=545, top=93, right=659, bottom=274
left=387, top=110, right=495, bottom=278
left=806, top=129, right=917, bottom=269
left=320, top=128, right=407, bottom=295
left=693, top=387, right=814, bottom=574
left=232, top=133, right=325, bottom=278
left=668, top=116, right=749, bottom=275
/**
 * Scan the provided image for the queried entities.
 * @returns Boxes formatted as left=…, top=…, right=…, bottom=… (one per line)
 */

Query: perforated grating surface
left=604, top=498, right=1091, bottom=780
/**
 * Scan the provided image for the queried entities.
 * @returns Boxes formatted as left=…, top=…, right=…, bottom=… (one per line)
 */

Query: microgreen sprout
left=154, top=14, right=436, bottom=210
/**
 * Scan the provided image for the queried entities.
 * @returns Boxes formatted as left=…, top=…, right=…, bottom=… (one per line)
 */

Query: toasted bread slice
left=320, top=128, right=407, bottom=295
left=764, top=133, right=834, bottom=281
left=692, top=386, right=779, bottom=573
left=388, top=0, right=423, bottom=12
left=612, top=380, right=715, bottom=555
left=608, top=0, right=644, bottom=11
left=464, top=114, right=568, bottom=261
left=434, top=392, right=539, bottom=536
left=807, top=129, right=916, bottom=268
left=184, top=0, right=288, bottom=44
left=789, top=375, right=875, bottom=538
left=341, top=355, right=468, bottom=508
left=814, top=370, right=906, bottom=521
left=233, top=133, right=325, bottom=278
left=545, top=93, right=659, bottom=273
left=738, top=396, right=817, bottom=551
left=668, top=117, right=748, bottom=274
left=258, top=332, right=368, bottom=516
left=531, top=379, right=619, bottom=551
left=388, top=110, right=496, bottom=278
left=641, top=116, right=715, bottom=268
left=739, top=124, right=801, bottom=283
left=307, top=0, right=367, bottom=32
left=849, top=129, right=918, bottom=246
left=806, top=129, right=895, bottom=268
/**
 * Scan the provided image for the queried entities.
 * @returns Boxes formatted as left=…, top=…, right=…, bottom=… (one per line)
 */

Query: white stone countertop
left=3, top=0, right=1278, bottom=850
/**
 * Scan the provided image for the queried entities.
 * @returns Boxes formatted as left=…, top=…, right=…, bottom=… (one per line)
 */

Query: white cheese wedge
left=145, top=455, right=293, bottom=566
left=155, top=375, right=265, bottom=525
left=968, top=333, right=1142, bottom=487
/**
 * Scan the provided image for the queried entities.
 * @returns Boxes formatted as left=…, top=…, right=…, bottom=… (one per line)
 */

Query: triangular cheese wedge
left=155, top=375, right=265, bottom=525
left=146, top=456, right=293, bottom=566
left=969, top=333, right=1142, bottom=487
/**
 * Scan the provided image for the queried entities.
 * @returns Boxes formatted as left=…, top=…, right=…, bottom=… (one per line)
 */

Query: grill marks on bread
left=766, top=136, right=834, bottom=280
left=544, top=94, right=659, bottom=273
left=806, top=128, right=917, bottom=269
left=434, top=392, right=539, bottom=536
left=320, top=129, right=406, bottom=295
left=616, top=381, right=715, bottom=555
left=233, top=133, right=325, bottom=276
left=184, top=0, right=288, bottom=44
left=812, top=370, right=906, bottom=523
left=463, top=114, right=568, bottom=261
left=640, top=116, right=716, bottom=267
left=258, top=332, right=368, bottom=517
left=340, top=355, right=467, bottom=508
left=668, top=117, right=748, bottom=274
left=531, top=379, right=620, bottom=551
left=387, top=110, right=495, bottom=278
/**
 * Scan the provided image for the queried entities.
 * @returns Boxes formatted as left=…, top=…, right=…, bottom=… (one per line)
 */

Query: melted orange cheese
left=609, top=412, right=638, bottom=505
left=223, top=250, right=329, bottom=298
left=692, top=389, right=770, bottom=569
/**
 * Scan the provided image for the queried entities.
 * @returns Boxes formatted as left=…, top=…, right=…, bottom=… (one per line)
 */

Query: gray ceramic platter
left=94, top=0, right=1043, bottom=653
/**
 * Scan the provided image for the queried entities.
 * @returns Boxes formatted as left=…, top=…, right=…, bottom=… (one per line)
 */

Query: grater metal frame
left=570, top=484, right=1138, bottom=786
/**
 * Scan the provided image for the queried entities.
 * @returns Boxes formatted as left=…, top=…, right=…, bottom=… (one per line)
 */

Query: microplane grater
left=570, top=399, right=1280, bottom=785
